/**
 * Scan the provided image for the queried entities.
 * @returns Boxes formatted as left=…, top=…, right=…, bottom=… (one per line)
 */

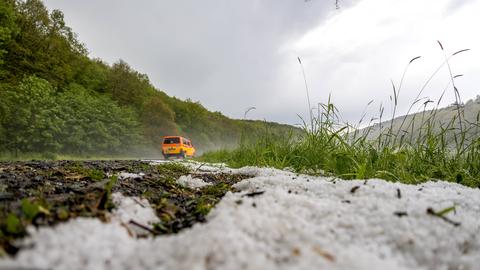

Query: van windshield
left=163, top=137, right=180, bottom=144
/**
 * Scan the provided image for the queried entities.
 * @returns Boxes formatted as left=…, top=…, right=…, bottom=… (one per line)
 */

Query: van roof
left=162, top=136, right=191, bottom=140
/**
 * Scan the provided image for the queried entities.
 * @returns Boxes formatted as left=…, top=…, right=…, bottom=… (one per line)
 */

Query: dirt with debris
left=0, top=160, right=250, bottom=256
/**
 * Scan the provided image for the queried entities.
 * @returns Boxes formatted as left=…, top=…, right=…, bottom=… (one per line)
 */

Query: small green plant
left=21, top=199, right=50, bottom=220
left=21, top=199, right=40, bottom=220
left=6, top=214, right=21, bottom=235
left=87, top=169, right=105, bottom=181
left=65, top=163, right=106, bottom=181
left=97, top=176, right=118, bottom=210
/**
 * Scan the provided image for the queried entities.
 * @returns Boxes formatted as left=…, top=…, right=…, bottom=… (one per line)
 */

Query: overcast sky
left=43, top=0, right=480, bottom=125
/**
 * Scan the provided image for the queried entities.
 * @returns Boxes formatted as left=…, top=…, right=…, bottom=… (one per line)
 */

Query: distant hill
left=360, top=96, right=480, bottom=146
left=0, top=0, right=298, bottom=158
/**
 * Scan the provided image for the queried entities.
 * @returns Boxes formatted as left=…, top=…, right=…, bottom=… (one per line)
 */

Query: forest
left=0, top=0, right=296, bottom=158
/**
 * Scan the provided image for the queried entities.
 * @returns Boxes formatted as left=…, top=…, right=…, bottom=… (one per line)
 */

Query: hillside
left=0, top=0, right=298, bottom=158
left=359, top=96, right=480, bottom=147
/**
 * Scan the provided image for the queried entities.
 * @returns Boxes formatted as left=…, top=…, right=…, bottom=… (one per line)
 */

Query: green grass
left=200, top=102, right=480, bottom=188
left=200, top=46, right=480, bottom=188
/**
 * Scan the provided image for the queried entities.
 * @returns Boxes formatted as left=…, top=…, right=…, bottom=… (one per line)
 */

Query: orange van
left=161, top=136, right=196, bottom=159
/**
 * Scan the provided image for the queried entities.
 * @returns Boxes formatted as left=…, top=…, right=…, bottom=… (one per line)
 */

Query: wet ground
left=0, top=160, right=249, bottom=256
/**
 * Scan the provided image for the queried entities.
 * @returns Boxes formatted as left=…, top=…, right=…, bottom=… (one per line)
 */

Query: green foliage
left=0, top=76, right=63, bottom=154
left=0, top=77, right=143, bottom=156
left=106, top=60, right=153, bottom=108
left=0, top=0, right=17, bottom=67
left=73, top=58, right=109, bottom=92
left=56, top=83, right=143, bottom=155
left=2, top=0, right=86, bottom=85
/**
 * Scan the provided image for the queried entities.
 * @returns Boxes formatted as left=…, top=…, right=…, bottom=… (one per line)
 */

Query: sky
left=43, top=0, right=480, bottom=126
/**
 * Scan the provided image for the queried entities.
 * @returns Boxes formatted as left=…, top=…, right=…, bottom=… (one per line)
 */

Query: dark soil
left=0, top=160, right=250, bottom=256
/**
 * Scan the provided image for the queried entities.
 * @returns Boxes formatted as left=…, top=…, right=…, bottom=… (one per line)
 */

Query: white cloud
left=285, top=0, right=480, bottom=123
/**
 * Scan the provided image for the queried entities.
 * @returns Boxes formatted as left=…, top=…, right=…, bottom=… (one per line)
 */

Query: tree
left=0, top=76, right=63, bottom=155
left=56, top=83, right=144, bottom=155
left=0, top=0, right=17, bottom=69
left=106, top=60, right=153, bottom=108
left=141, top=95, right=178, bottom=144
left=73, top=58, right=109, bottom=93
left=3, top=0, right=86, bottom=85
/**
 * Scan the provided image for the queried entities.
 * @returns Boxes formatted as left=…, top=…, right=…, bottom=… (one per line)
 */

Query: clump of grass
left=201, top=43, right=480, bottom=188
left=155, top=162, right=191, bottom=175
